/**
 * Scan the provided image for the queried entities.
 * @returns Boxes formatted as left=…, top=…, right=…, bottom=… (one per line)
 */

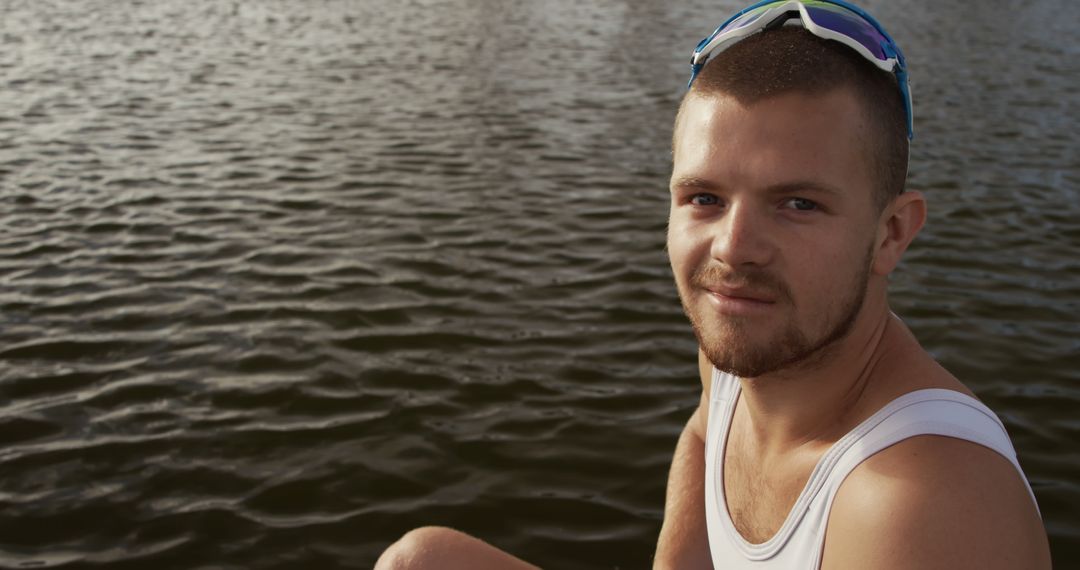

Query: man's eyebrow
left=764, top=180, right=844, bottom=196
left=669, top=176, right=722, bottom=192
left=670, top=177, right=843, bottom=196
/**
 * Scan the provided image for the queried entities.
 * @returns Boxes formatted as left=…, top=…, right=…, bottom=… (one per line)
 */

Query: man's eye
left=785, top=197, right=818, bottom=211
left=690, top=193, right=719, bottom=206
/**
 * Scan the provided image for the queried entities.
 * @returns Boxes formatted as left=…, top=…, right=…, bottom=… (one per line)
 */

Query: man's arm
left=821, top=435, right=1052, bottom=569
left=653, top=350, right=714, bottom=570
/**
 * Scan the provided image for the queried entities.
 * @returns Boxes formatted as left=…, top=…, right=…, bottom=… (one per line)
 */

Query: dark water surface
left=1, top=0, right=1077, bottom=568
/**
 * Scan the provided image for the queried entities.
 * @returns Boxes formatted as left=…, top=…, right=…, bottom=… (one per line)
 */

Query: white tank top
left=704, top=368, right=1039, bottom=570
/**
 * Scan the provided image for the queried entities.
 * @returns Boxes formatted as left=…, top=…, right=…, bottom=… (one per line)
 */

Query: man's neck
left=735, top=292, right=923, bottom=457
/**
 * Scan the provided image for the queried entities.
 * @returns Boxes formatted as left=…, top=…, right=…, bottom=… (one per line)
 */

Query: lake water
left=0, top=0, right=1077, bottom=568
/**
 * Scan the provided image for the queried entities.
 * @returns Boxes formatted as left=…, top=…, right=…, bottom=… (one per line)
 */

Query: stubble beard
left=681, top=250, right=873, bottom=378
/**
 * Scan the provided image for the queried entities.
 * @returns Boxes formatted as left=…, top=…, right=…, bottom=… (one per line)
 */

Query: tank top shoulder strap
left=710, top=366, right=740, bottom=404
left=819, top=388, right=1039, bottom=514
left=803, top=389, right=1040, bottom=569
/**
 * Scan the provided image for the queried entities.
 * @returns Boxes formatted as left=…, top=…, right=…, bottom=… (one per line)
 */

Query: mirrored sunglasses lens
left=803, top=3, right=889, bottom=60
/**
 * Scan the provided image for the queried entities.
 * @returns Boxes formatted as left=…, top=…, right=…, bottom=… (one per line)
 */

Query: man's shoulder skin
left=822, top=433, right=1051, bottom=569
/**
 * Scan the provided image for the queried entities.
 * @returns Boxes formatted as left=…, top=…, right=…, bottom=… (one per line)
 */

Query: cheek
left=799, top=240, right=871, bottom=294
left=666, top=242, right=690, bottom=288
left=666, top=219, right=705, bottom=279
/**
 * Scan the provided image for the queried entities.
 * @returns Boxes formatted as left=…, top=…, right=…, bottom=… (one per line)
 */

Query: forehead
left=671, top=90, right=874, bottom=196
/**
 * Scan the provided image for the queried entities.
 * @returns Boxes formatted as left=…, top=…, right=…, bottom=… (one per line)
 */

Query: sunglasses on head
left=689, top=0, right=913, bottom=139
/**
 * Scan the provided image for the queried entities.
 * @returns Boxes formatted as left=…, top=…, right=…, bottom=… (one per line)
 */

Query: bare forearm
left=654, top=410, right=712, bottom=570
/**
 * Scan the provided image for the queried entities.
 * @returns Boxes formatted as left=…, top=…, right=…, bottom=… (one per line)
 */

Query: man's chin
left=705, top=352, right=782, bottom=379
left=694, top=315, right=823, bottom=378
left=696, top=330, right=779, bottom=378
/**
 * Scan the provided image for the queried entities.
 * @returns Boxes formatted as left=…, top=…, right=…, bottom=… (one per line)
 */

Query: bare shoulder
left=821, top=435, right=1051, bottom=570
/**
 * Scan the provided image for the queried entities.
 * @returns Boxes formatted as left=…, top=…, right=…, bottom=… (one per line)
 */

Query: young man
left=376, top=2, right=1051, bottom=568
left=655, top=1, right=1050, bottom=568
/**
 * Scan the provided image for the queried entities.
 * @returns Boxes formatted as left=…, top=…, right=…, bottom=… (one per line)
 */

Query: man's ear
left=872, top=190, right=926, bottom=276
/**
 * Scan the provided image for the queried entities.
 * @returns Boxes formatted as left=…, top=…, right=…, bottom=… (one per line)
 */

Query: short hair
left=676, top=27, right=909, bottom=211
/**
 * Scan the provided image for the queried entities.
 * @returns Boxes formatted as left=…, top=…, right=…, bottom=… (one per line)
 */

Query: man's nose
left=709, top=201, right=775, bottom=268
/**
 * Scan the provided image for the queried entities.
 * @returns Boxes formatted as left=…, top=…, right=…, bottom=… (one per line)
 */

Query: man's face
left=668, top=89, right=881, bottom=378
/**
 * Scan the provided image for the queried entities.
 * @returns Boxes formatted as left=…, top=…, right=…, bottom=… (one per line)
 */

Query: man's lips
left=704, top=285, right=777, bottom=304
